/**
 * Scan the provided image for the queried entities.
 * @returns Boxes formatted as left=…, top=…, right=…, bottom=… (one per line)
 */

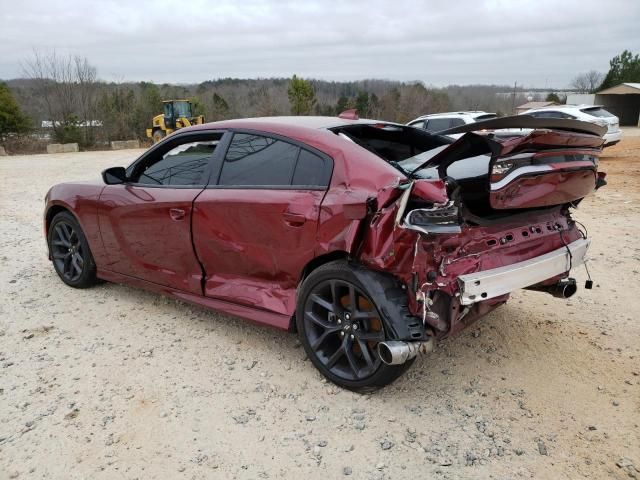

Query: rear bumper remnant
left=457, top=237, right=590, bottom=305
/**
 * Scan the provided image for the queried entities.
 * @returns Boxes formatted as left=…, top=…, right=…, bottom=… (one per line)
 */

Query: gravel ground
left=1, top=139, right=639, bottom=479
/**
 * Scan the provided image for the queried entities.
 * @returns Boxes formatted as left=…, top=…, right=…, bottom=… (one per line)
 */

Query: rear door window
left=530, top=111, right=575, bottom=119
left=424, top=118, right=454, bottom=132
left=219, top=133, right=299, bottom=186
left=292, top=149, right=330, bottom=187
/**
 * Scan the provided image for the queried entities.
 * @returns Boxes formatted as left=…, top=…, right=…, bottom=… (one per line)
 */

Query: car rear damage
left=333, top=117, right=605, bottom=365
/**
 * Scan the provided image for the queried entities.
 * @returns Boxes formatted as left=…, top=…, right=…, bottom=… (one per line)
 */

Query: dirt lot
left=1, top=138, right=639, bottom=480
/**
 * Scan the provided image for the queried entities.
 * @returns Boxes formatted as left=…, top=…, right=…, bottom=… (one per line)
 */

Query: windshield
left=580, top=107, right=614, bottom=118
left=173, top=101, right=192, bottom=118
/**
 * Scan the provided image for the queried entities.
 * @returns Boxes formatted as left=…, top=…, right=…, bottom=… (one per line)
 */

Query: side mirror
left=102, top=166, right=128, bottom=185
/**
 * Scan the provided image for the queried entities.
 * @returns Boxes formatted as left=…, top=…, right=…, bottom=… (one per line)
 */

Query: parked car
left=519, top=105, right=622, bottom=146
left=44, top=115, right=606, bottom=391
left=407, top=111, right=498, bottom=138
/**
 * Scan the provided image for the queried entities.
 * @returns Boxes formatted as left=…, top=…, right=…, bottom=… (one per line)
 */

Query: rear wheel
left=48, top=211, right=98, bottom=288
left=296, top=261, right=414, bottom=392
left=152, top=129, right=165, bottom=143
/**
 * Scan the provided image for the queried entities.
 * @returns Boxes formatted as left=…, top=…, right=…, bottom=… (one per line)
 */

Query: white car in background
left=407, top=111, right=498, bottom=139
left=520, top=105, right=622, bottom=146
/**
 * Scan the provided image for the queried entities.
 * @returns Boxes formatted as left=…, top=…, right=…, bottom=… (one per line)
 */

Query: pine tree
left=0, top=82, right=31, bottom=142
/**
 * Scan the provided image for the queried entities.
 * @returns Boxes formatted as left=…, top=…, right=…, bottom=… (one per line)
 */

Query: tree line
left=2, top=49, right=638, bottom=149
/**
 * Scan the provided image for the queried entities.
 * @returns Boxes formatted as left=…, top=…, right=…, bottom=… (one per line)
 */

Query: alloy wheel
left=303, top=279, right=385, bottom=381
left=51, top=221, right=84, bottom=282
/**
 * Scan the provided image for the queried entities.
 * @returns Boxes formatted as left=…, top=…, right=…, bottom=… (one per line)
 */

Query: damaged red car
left=44, top=114, right=606, bottom=391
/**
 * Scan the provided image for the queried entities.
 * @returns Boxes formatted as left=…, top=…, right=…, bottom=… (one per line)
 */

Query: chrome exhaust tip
left=554, top=278, right=577, bottom=299
left=378, top=339, right=434, bottom=366
left=526, top=277, right=577, bottom=299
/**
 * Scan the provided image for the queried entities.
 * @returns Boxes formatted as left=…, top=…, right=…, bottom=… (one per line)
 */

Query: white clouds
left=1, top=0, right=638, bottom=86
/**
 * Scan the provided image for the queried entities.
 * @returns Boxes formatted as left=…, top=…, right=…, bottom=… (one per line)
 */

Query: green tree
left=0, top=82, right=31, bottom=143
left=335, top=96, right=349, bottom=114
left=211, top=93, right=230, bottom=120
left=599, top=50, right=640, bottom=90
left=134, top=82, right=163, bottom=136
left=545, top=92, right=561, bottom=103
left=98, top=86, right=137, bottom=141
left=287, top=74, right=316, bottom=115
left=354, top=91, right=369, bottom=117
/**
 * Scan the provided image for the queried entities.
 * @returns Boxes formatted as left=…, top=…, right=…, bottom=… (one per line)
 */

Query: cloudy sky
left=1, top=0, right=638, bottom=87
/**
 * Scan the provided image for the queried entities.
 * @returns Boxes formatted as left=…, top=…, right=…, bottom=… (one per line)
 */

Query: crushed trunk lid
left=410, top=116, right=604, bottom=211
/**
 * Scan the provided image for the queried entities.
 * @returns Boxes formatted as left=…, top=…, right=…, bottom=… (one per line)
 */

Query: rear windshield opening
left=331, top=124, right=450, bottom=164
left=580, top=107, right=614, bottom=118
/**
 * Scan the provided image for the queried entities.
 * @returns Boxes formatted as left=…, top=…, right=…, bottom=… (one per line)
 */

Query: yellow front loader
left=146, top=99, right=205, bottom=143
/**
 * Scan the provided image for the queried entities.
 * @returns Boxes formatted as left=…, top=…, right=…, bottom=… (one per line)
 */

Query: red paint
left=192, top=188, right=324, bottom=315
left=96, top=184, right=204, bottom=294
left=491, top=169, right=596, bottom=209
left=44, top=118, right=603, bottom=339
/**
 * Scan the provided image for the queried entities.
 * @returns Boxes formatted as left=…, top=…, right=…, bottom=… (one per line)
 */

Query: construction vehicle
left=146, top=100, right=205, bottom=143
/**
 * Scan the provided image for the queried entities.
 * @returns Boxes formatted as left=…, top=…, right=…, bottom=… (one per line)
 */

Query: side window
left=219, top=133, right=299, bottom=186
left=449, top=118, right=465, bottom=128
left=424, top=118, right=452, bottom=132
left=409, top=120, right=425, bottom=129
left=134, top=137, right=220, bottom=186
left=292, top=149, right=329, bottom=187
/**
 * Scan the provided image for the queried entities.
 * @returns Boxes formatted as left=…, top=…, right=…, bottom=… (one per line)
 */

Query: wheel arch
left=45, top=204, right=74, bottom=236
left=289, top=250, right=350, bottom=332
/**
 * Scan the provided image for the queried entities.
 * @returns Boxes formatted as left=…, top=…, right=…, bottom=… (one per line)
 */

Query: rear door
left=98, top=132, right=223, bottom=293
left=192, top=131, right=332, bottom=315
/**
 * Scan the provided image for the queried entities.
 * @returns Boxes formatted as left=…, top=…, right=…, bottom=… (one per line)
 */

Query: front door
left=97, top=133, right=223, bottom=294
left=192, top=132, right=332, bottom=315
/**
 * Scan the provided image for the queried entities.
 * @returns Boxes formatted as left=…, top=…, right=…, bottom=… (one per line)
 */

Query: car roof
left=524, top=104, right=604, bottom=112
left=190, top=116, right=385, bottom=131
left=410, top=111, right=495, bottom=121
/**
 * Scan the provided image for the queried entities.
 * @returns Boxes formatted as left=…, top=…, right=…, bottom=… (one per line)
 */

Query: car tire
left=48, top=211, right=98, bottom=289
left=152, top=129, right=165, bottom=143
left=296, top=260, right=415, bottom=393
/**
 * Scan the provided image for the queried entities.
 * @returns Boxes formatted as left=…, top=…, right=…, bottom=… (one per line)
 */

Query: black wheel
left=48, top=211, right=98, bottom=288
left=296, top=261, right=414, bottom=392
left=152, top=129, right=165, bottom=143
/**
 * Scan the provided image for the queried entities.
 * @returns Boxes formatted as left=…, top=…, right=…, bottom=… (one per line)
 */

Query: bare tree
left=570, top=70, right=603, bottom=93
left=22, top=50, right=98, bottom=144
left=74, top=56, right=98, bottom=144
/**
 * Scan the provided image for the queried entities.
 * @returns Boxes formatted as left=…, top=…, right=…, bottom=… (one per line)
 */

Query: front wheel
left=48, top=211, right=98, bottom=288
left=152, top=129, right=165, bottom=143
left=296, top=261, right=414, bottom=392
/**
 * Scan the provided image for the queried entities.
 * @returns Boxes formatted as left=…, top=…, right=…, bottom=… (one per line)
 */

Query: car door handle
left=169, top=208, right=186, bottom=221
left=283, top=212, right=306, bottom=227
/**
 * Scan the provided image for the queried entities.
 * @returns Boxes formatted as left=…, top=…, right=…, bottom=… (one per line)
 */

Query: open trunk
left=332, top=116, right=606, bottom=222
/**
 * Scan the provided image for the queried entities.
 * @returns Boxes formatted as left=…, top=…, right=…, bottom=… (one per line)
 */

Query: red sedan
left=44, top=114, right=605, bottom=391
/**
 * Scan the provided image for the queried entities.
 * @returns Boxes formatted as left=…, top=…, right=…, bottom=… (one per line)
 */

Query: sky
left=1, top=0, right=638, bottom=88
